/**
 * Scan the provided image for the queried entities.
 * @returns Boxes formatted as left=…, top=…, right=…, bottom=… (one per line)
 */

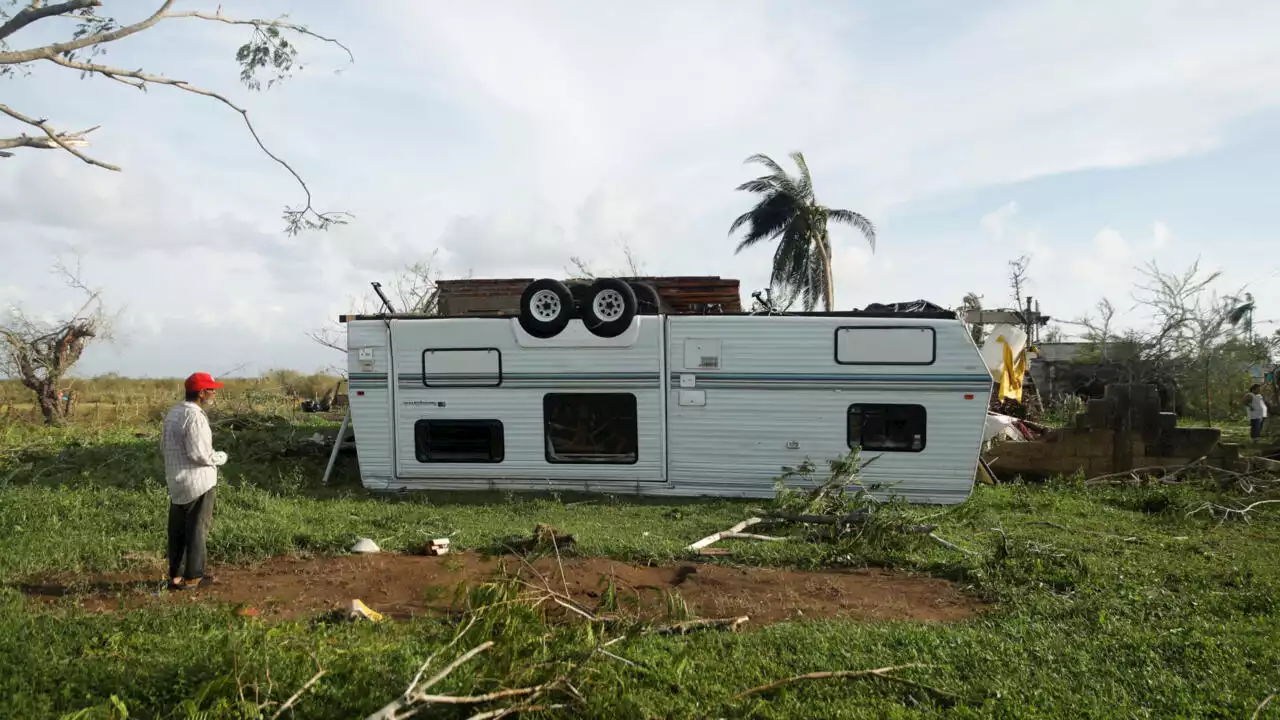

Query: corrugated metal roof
left=436, top=276, right=743, bottom=315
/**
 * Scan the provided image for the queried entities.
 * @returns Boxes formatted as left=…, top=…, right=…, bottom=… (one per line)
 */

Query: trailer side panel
left=386, top=317, right=665, bottom=488
left=664, top=315, right=991, bottom=503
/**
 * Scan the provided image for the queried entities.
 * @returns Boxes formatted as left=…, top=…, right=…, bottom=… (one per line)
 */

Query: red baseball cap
left=185, top=372, right=225, bottom=393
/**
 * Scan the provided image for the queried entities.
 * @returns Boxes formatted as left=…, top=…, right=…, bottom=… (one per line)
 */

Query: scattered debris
left=348, top=598, right=384, bottom=622
left=651, top=616, right=749, bottom=635
left=351, top=538, right=380, bottom=554
left=1185, top=499, right=1280, bottom=525
left=425, top=538, right=451, bottom=556
left=928, top=533, right=979, bottom=557
left=686, top=517, right=782, bottom=554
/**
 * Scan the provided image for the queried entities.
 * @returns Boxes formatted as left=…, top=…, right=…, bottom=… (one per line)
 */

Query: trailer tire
left=519, top=278, right=574, bottom=338
left=629, top=281, right=662, bottom=315
left=583, top=278, right=638, bottom=337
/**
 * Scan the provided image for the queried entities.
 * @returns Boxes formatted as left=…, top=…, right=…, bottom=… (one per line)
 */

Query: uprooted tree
left=0, top=0, right=353, bottom=235
left=0, top=261, right=109, bottom=425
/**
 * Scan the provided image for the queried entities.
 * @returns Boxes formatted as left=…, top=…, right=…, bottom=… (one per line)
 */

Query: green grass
left=1, top=410, right=1279, bottom=718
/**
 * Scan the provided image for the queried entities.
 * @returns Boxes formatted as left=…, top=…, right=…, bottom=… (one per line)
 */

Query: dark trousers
left=1251, top=418, right=1265, bottom=440
left=168, top=487, right=215, bottom=579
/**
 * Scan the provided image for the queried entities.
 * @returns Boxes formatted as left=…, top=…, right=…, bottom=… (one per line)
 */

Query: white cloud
left=1091, top=228, right=1131, bottom=263
left=1152, top=221, right=1172, bottom=249
left=2, top=0, right=1279, bottom=375
left=981, top=202, right=1019, bottom=240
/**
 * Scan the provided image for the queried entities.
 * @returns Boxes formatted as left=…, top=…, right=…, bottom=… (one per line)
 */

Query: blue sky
left=1, top=0, right=1277, bottom=377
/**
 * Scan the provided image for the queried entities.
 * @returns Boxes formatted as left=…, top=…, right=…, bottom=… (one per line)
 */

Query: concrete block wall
left=986, top=382, right=1223, bottom=481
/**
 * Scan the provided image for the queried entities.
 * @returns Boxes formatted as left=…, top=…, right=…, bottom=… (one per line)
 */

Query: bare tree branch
left=0, top=123, right=99, bottom=150
left=0, top=1, right=174, bottom=65
left=1009, top=254, right=1031, bottom=309
left=41, top=53, right=349, bottom=234
left=0, top=2, right=353, bottom=234
left=0, top=0, right=101, bottom=42
left=0, top=103, right=117, bottom=169
left=166, top=9, right=355, bottom=66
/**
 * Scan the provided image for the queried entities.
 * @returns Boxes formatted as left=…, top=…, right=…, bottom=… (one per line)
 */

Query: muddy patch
left=17, top=552, right=986, bottom=626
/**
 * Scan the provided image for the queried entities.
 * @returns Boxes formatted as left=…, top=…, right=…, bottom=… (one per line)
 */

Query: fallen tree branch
left=686, top=517, right=763, bottom=551
left=1254, top=693, right=1275, bottom=720
left=268, top=667, right=326, bottom=720
left=1186, top=499, right=1280, bottom=524
left=734, top=663, right=961, bottom=704
left=722, top=531, right=788, bottom=542
left=1085, top=456, right=1214, bottom=486
left=761, top=509, right=870, bottom=526
left=420, top=641, right=495, bottom=690
left=651, top=616, right=749, bottom=635
left=409, top=685, right=552, bottom=705
left=365, top=639, right=496, bottom=720
left=465, top=704, right=566, bottom=720
left=928, top=533, right=978, bottom=557
left=403, top=616, right=479, bottom=700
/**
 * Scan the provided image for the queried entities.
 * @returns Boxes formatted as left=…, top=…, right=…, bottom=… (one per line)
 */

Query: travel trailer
left=341, top=277, right=993, bottom=504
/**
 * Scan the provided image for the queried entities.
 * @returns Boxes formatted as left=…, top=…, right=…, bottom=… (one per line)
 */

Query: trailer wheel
left=583, top=278, right=638, bottom=337
left=519, top=278, right=574, bottom=338
left=629, top=281, right=662, bottom=315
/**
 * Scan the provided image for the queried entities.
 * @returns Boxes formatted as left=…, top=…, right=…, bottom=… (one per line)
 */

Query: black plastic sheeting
left=861, top=299, right=951, bottom=314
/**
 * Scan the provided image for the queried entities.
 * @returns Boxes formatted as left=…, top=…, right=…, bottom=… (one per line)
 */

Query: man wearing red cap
left=160, top=372, right=228, bottom=590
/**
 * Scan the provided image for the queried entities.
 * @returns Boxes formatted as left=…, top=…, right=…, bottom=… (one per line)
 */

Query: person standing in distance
left=1244, top=384, right=1269, bottom=443
left=161, top=372, right=228, bottom=590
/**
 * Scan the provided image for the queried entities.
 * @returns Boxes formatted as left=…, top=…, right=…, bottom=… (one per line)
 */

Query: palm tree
left=729, top=151, right=876, bottom=311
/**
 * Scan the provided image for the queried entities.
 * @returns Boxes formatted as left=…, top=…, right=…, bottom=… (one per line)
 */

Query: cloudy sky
left=3, top=0, right=1278, bottom=378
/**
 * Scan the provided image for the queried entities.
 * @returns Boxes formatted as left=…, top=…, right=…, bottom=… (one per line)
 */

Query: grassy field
left=0, top=384, right=1278, bottom=719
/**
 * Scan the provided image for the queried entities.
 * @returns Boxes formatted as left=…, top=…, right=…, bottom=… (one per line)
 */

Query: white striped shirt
left=161, top=401, right=225, bottom=505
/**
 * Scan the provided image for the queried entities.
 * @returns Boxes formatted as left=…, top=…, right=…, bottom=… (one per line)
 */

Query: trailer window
left=847, top=404, right=926, bottom=452
left=543, top=393, right=638, bottom=464
left=415, top=420, right=504, bottom=463
left=835, top=326, right=936, bottom=365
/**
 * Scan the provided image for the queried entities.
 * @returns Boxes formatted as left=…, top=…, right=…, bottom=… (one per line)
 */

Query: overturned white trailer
left=341, top=278, right=993, bottom=504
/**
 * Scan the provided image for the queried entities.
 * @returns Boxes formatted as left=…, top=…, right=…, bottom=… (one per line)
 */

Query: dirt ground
left=19, top=552, right=987, bottom=626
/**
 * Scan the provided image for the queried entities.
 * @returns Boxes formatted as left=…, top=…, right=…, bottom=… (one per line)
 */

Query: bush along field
left=0, top=388, right=1279, bottom=719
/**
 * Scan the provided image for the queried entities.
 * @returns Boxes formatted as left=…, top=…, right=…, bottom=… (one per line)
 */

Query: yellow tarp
left=997, top=337, right=1026, bottom=402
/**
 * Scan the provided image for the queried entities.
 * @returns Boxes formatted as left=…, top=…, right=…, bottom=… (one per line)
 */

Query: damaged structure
left=340, top=277, right=992, bottom=504
left=983, top=382, right=1240, bottom=482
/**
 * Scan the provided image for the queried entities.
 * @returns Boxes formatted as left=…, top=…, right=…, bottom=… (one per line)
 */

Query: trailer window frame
left=833, top=325, right=937, bottom=366
left=421, top=347, right=503, bottom=388
left=414, top=419, right=505, bottom=463
left=542, top=393, right=639, bottom=465
left=847, top=403, right=927, bottom=453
